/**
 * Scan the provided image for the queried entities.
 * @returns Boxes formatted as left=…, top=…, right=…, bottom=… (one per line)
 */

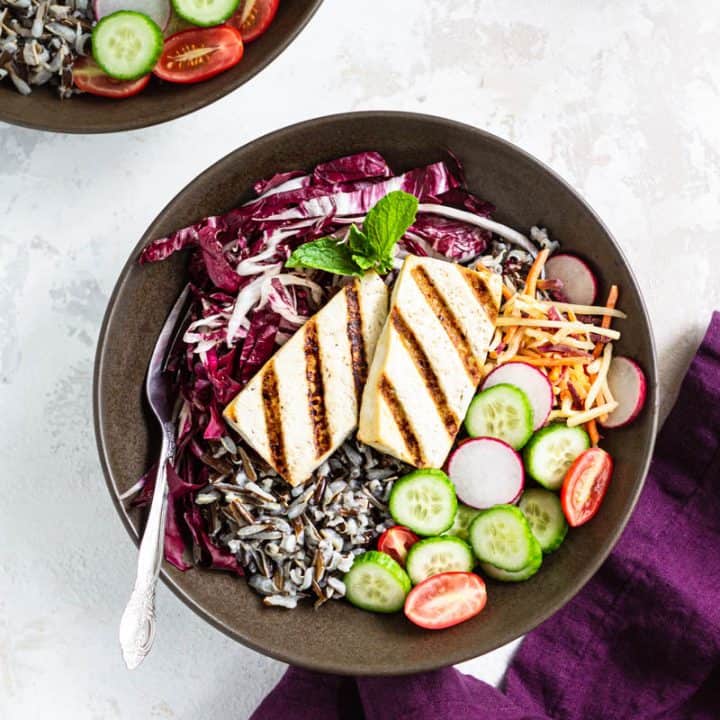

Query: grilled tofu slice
left=223, top=273, right=389, bottom=486
left=358, top=255, right=501, bottom=468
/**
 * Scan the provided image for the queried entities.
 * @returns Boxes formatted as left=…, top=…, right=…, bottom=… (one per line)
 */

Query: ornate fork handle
left=119, top=426, right=175, bottom=669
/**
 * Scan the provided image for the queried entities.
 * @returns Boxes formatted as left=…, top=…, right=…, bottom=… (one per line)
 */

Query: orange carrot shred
left=501, top=284, right=514, bottom=301
left=593, top=285, right=619, bottom=358
left=524, top=248, right=550, bottom=297
left=586, top=419, right=600, bottom=447
left=516, top=356, right=592, bottom=368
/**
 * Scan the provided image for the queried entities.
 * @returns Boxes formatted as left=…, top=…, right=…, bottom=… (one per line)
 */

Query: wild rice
left=0, top=0, right=93, bottom=97
left=196, top=436, right=407, bottom=609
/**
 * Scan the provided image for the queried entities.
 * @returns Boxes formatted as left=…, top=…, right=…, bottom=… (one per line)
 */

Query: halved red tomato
left=561, top=447, right=613, bottom=527
left=154, top=26, right=244, bottom=84
left=377, top=525, right=419, bottom=567
left=73, top=58, right=150, bottom=99
left=405, top=572, right=487, bottom=630
left=228, top=0, right=279, bottom=43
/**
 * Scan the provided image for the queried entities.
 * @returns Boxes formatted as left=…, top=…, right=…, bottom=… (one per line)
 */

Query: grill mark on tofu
left=261, top=363, right=289, bottom=478
left=345, top=282, right=367, bottom=402
left=378, top=374, right=425, bottom=466
left=411, top=265, right=482, bottom=384
left=304, top=319, right=331, bottom=458
left=460, top=267, right=498, bottom=322
left=390, top=308, right=459, bottom=437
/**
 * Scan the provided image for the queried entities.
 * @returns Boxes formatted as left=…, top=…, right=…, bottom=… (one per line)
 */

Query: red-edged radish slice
left=93, top=0, right=171, bottom=30
left=447, top=437, right=524, bottom=509
left=545, top=253, right=598, bottom=305
left=600, top=356, right=647, bottom=428
left=481, top=361, right=553, bottom=430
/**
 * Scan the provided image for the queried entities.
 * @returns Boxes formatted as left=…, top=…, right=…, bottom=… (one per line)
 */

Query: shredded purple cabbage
left=134, top=151, right=497, bottom=573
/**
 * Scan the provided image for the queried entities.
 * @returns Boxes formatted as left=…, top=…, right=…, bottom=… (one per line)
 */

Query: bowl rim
left=0, top=0, right=324, bottom=134
left=93, top=110, right=659, bottom=673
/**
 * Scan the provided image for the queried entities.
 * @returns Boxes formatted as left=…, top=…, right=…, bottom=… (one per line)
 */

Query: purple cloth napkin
left=251, top=312, right=720, bottom=720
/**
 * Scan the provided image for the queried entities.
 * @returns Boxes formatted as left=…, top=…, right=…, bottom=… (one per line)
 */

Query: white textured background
left=2, top=1, right=719, bottom=718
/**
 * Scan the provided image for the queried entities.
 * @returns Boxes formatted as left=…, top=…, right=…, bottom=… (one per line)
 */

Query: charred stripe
left=460, top=267, right=498, bottom=322
left=261, top=363, right=289, bottom=478
left=411, top=265, right=482, bottom=383
left=345, top=281, right=368, bottom=402
left=391, top=308, right=459, bottom=436
left=304, top=320, right=332, bottom=458
left=378, top=374, right=425, bottom=466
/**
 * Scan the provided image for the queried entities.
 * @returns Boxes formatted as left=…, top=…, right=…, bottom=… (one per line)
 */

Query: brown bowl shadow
left=94, top=111, right=658, bottom=675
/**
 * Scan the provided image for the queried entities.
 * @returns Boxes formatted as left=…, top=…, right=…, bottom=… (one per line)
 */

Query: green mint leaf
left=348, top=224, right=372, bottom=256
left=363, top=190, right=419, bottom=261
left=352, top=254, right=376, bottom=271
left=286, top=238, right=361, bottom=276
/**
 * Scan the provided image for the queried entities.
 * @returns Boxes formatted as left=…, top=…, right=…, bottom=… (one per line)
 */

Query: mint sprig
left=285, top=190, right=419, bottom=277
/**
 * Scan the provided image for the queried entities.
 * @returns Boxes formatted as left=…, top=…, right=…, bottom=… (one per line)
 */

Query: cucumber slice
left=388, top=469, right=457, bottom=536
left=172, top=0, right=240, bottom=26
left=480, top=555, right=542, bottom=582
left=465, top=384, right=534, bottom=450
left=92, top=11, right=163, bottom=80
left=443, top=503, right=482, bottom=542
left=405, top=536, right=475, bottom=585
left=523, top=424, right=590, bottom=490
left=468, top=504, right=542, bottom=572
left=344, top=551, right=411, bottom=613
left=519, top=488, right=568, bottom=553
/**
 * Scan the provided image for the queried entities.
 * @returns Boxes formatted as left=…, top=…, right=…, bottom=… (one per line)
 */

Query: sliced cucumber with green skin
left=405, top=536, right=475, bottom=585
left=172, top=0, right=240, bottom=26
left=464, top=384, right=534, bottom=450
left=92, top=11, right=163, bottom=80
left=523, top=424, right=590, bottom=490
left=443, top=503, right=482, bottom=542
left=344, top=551, right=411, bottom=613
left=480, top=554, right=542, bottom=582
left=519, top=488, right=568, bottom=553
left=389, top=469, right=457, bottom=536
left=469, top=504, right=542, bottom=572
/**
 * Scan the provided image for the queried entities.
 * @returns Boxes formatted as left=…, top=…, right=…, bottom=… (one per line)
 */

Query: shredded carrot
left=592, top=285, right=619, bottom=358
left=501, top=284, right=514, bottom=301
left=516, top=356, right=593, bottom=367
left=524, top=248, right=550, bottom=297
left=536, top=279, right=556, bottom=290
left=504, top=326, right=518, bottom=344
left=586, top=419, right=600, bottom=447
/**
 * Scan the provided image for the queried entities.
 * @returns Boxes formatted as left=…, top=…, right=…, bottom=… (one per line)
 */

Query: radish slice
left=93, top=0, right=171, bottom=30
left=545, top=253, right=598, bottom=305
left=481, top=361, right=553, bottom=430
left=447, top=438, right=524, bottom=509
left=600, top=356, right=647, bottom=428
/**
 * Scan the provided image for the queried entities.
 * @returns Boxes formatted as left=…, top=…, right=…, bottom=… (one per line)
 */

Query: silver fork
left=119, top=284, right=191, bottom=670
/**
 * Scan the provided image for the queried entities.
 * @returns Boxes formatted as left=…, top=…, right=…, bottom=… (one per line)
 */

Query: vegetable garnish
left=131, top=149, right=647, bottom=622
left=154, top=26, right=245, bottom=84
left=286, top=190, right=419, bottom=276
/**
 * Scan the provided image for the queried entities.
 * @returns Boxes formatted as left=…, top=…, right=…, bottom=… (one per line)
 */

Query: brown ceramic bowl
left=94, top=111, right=658, bottom=674
left=0, top=1, right=322, bottom=133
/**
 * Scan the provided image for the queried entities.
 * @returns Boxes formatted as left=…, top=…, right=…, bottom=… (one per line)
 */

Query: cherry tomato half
left=228, top=0, right=279, bottom=43
left=561, top=447, right=613, bottom=527
left=377, top=526, right=419, bottom=566
left=404, top=572, right=487, bottom=630
left=73, top=57, right=150, bottom=99
left=154, top=26, right=244, bottom=84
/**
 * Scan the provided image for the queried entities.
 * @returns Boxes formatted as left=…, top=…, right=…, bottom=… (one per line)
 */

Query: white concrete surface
left=2, top=1, right=719, bottom=718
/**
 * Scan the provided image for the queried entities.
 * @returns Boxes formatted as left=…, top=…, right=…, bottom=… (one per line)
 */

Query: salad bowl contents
left=126, top=148, right=647, bottom=626
left=95, top=112, right=657, bottom=673
left=0, top=0, right=322, bottom=131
